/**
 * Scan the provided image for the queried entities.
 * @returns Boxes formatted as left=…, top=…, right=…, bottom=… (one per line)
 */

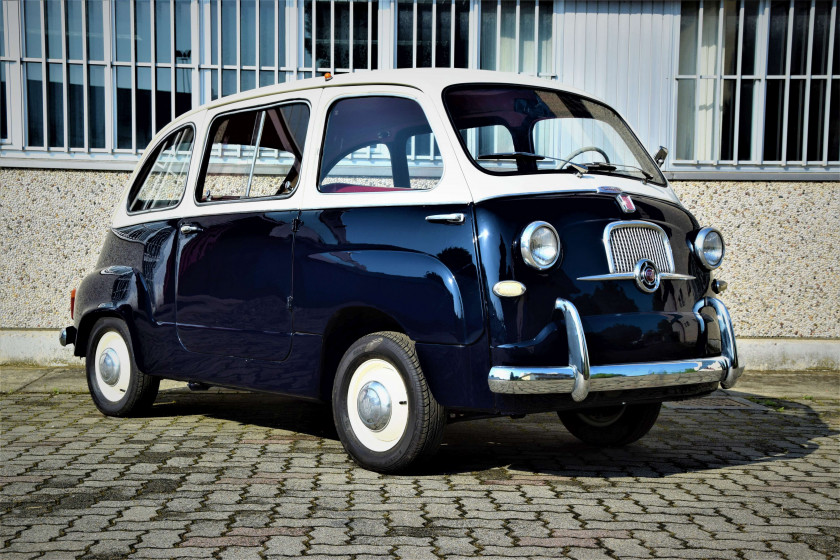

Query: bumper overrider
left=488, top=297, right=744, bottom=401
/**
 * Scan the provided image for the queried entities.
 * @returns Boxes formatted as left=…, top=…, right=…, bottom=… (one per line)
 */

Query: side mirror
left=653, top=146, right=668, bottom=168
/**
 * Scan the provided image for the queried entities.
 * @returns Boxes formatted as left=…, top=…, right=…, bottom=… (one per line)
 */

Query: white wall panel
left=555, top=1, right=678, bottom=155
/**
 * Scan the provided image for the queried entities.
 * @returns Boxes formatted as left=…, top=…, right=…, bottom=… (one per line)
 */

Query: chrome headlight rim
left=520, top=221, right=561, bottom=271
left=693, top=227, right=725, bottom=270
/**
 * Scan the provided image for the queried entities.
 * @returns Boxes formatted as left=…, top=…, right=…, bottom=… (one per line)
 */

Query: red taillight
left=70, top=288, right=76, bottom=319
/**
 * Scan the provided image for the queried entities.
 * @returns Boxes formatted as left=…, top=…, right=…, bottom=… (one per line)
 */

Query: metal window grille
left=674, top=0, right=839, bottom=168
left=0, top=0, right=553, bottom=167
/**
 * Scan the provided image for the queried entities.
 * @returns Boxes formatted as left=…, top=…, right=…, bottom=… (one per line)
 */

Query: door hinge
left=286, top=296, right=294, bottom=311
left=292, top=217, right=302, bottom=232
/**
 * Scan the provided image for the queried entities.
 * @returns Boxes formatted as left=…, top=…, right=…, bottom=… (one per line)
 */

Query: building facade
left=1, top=0, right=838, bottom=368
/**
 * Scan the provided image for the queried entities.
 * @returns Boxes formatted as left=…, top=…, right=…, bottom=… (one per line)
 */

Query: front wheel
left=332, top=332, right=445, bottom=473
left=86, top=317, right=159, bottom=417
left=558, top=402, right=661, bottom=447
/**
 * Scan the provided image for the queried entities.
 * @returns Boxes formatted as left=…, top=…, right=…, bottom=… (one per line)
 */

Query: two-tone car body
left=61, top=69, right=742, bottom=471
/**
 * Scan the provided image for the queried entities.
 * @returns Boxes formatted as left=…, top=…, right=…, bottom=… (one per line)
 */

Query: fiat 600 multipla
left=60, top=69, right=742, bottom=472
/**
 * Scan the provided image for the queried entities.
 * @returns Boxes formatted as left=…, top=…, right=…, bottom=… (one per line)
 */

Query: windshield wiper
left=585, top=162, right=654, bottom=184
left=477, top=152, right=588, bottom=175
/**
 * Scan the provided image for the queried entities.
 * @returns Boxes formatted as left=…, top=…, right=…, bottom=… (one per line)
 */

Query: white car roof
left=172, top=68, right=602, bottom=127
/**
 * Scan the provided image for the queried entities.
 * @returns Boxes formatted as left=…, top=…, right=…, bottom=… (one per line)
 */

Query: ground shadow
left=146, top=389, right=837, bottom=478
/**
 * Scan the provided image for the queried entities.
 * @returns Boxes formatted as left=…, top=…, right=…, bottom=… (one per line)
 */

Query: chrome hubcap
left=357, top=381, right=392, bottom=432
left=98, top=348, right=121, bottom=386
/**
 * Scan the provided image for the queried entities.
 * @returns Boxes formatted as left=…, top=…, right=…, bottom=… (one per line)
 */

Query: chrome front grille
left=605, top=222, right=674, bottom=274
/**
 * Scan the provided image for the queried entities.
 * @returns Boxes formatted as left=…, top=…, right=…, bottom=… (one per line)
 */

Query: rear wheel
left=332, top=332, right=445, bottom=472
left=558, top=403, right=661, bottom=446
left=86, top=317, right=159, bottom=417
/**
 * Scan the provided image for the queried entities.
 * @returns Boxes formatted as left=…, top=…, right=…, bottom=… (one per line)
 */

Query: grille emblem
left=617, top=193, right=636, bottom=213
left=634, top=259, right=660, bottom=293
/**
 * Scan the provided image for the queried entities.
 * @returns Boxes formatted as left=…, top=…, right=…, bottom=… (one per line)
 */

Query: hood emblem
left=617, top=193, right=636, bottom=213
left=634, top=259, right=660, bottom=293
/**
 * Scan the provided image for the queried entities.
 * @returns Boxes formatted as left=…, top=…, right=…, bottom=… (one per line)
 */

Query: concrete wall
left=1, top=168, right=838, bottom=368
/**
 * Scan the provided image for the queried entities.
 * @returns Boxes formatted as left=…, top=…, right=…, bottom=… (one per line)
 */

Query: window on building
left=478, top=0, right=553, bottom=75
left=301, top=0, right=380, bottom=75
left=676, top=0, right=839, bottom=166
left=319, top=96, right=442, bottom=192
left=396, top=0, right=470, bottom=68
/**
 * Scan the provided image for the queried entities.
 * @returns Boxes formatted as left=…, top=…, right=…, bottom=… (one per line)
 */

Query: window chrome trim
left=194, top=97, right=312, bottom=206
left=602, top=220, right=676, bottom=274
left=125, top=122, right=197, bottom=216
left=315, top=92, right=445, bottom=195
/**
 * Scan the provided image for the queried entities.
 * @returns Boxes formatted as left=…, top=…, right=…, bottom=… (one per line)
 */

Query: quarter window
left=198, top=103, right=310, bottom=202
left=319, top=96, right=443, bottom=192
left=127, top=126, right=195, bottom=213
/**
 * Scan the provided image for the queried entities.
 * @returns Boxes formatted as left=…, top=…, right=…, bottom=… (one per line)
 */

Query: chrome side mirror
left=653, top=146, right=668, bottom=168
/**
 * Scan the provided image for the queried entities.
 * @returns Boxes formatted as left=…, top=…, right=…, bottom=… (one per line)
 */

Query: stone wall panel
left=1, top=170, right=838, bottom=339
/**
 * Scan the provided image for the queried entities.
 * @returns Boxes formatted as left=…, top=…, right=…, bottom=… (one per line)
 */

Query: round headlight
left=520, top=221, right=561, bottom=270
left=694, top=227, right=725, bottom=269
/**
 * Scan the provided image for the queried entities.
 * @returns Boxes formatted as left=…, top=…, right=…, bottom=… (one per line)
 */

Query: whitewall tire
left=85, top=317, right=159, bottom=417
left=332, top=331, right=445, bottom=472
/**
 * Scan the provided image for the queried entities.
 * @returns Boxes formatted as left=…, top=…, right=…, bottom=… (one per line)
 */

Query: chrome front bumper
left=488, top=297, right=744, bottom=401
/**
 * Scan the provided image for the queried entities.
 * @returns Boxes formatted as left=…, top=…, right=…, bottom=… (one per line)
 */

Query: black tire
left=332, top=331, right=445, bottom=473
left=558, top=402, right=661, bottom=447
left=85, top=317, right=159, bottom=417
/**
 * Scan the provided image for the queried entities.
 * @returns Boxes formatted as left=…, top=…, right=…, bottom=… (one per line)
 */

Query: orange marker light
left=324, top=72, right=333, bottom=81
left=70, top=288, right=76, bottom=319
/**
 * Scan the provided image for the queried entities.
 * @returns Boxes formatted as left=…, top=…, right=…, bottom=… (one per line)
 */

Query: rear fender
left=73, top=267, right=152, bottom=364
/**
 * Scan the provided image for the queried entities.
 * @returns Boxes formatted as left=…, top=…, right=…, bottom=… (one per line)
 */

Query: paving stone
left=0, top=390, right=837, bottom=560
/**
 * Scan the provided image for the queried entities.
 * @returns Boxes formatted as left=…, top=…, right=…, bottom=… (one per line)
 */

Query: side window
left=198, top=102, right=310, bottom=202
left=319, top=96, right=443, bottom=193
left=127, top=126, right=194, bottom=213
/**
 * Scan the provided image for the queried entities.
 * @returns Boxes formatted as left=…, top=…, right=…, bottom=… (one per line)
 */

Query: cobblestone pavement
left=1, top=383, right=838, bottom=559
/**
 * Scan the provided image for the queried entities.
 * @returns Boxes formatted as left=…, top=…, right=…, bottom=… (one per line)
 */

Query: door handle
left=425, top=213, right=465, bottom=224
left=180, top=224, right=203, bottom=235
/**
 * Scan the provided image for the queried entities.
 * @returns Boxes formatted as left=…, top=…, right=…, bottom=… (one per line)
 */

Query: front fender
left=294, top=205, right=485, bottom=345
left=309, top=249, right=467, bottom=344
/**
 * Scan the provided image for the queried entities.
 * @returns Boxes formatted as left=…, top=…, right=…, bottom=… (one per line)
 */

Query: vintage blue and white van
left=60, top=69, right=742, bottom=472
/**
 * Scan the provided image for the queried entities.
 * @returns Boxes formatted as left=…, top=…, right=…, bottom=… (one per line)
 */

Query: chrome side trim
left=693, top=297, right=743, bottom=388
left=577, top=272, right=695, bottom=282
left=554, top=298, right=590, bottom=401
left=425, top=213, right=465, bottom=224
left=100, top=265, right=134, bottom=276
left=488, top=357, right=729, bottom=395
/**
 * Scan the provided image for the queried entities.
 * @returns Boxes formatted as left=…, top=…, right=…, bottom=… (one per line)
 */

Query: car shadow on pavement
left=146, top=389, right=837, bottom=478
left=423, top=395, right=839, bottom=477
left=150, top=389, right=340, bottom=440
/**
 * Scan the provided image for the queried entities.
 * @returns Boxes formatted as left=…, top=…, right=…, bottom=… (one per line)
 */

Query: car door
left=175, top=100, right=312, bottom=363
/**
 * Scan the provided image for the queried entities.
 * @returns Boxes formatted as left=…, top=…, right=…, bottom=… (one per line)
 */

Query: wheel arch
left=318, top=306, right=405, bottom=402
left=74, top=307, right=136, bottom=358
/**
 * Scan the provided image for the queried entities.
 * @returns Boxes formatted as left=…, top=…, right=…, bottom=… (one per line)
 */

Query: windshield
left=443, top=85, right=665, bottom=185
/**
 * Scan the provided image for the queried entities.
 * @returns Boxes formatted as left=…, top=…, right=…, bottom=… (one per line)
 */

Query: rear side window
left=198, top=102, right=310, bottom=202
left=127, top=126, right=195, bottom=213
left=319, top=96, right=443, bottom=193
